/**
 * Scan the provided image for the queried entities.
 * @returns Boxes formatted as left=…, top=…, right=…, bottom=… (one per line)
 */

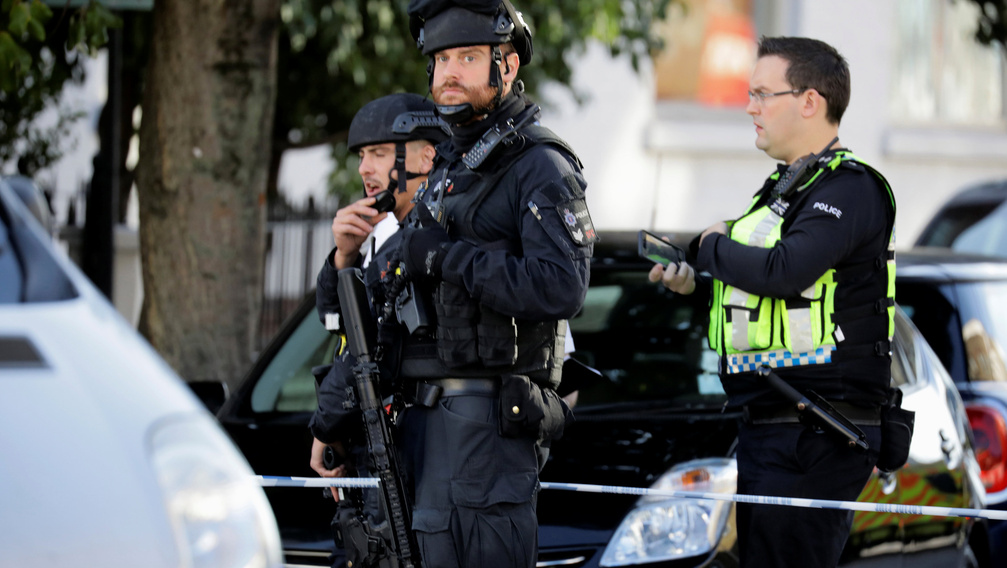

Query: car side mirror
left=187, top=380, right=228, bottom=414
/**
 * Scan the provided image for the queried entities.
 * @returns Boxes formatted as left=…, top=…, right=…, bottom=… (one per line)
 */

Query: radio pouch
left=877, top=387, right=915, bottom=473
left=499, top=374, right=570, bottom=442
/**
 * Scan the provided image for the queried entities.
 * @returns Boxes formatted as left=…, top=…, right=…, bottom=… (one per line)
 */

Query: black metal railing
left=258, top=196, right=339, bottom=349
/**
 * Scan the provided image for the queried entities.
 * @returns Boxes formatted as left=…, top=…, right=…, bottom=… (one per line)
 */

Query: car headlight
left=149, top=415, right=283, bottom=568
left=600, top=457, right=737, bottom=566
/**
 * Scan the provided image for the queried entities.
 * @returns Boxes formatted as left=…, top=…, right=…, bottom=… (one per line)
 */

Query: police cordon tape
left=255, top=475, right=1007, bottom=521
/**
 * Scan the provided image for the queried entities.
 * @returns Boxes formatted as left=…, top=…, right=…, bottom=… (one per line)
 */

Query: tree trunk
left=135, top=0, right=280, bottom=390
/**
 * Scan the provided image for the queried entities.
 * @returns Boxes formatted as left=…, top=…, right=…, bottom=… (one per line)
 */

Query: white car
left=0, top=178, right=283, bottom=568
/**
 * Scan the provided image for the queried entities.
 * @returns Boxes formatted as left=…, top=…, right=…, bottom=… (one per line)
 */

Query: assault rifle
left=336, top=267, right=420, bottom=568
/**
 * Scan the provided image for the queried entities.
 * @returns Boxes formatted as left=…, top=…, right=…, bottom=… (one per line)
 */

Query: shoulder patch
left=557, top=197, right=599, bottom=246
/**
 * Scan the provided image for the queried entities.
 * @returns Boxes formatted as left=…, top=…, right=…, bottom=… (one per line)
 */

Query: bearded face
left=431, top=45, right=501, bottom=116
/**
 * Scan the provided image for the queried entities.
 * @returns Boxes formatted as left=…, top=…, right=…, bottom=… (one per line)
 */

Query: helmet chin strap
left=430, top=46, right=506, bottom=125
left=385, top=141, right=424, bottom=194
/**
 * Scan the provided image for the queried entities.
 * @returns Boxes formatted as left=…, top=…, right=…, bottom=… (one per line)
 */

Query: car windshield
left=568, top=269, right=725, bottom=409
left=918, top=200, right=1007, bottom=257
left=250, top=269, right=725, bottom=413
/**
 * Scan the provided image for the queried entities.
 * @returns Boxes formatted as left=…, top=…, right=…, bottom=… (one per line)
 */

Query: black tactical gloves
left=401, top=205, right=453, bottom=279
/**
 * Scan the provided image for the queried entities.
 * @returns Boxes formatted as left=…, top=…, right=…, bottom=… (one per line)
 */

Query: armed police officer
left=651, top=37, right=896, bottom=567
left=348, top=1, right=596, bottom=566
left=309, top=93, right=449, bottom=491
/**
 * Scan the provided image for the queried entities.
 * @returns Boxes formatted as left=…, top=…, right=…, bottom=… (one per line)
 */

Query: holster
left=877, top=387, right=915, bottom=472
left=498, top=374, right=572, bottom=442
left=333, top=501, right=395, bottom=568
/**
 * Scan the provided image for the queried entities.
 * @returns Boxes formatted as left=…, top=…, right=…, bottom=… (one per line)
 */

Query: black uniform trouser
left=735, top=421, right=882, bottom=568
left=399, top=391, right=540, bottom=568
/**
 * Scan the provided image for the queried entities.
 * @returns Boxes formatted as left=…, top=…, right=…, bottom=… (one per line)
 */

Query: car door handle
left=940, top=430, right=955, bottom=459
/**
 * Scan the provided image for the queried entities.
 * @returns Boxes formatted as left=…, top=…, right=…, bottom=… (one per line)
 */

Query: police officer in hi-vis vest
left=651, top=37, right=896, bottom=567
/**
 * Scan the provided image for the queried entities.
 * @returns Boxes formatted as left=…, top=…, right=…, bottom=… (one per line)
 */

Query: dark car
left=915, top=179, right=1007, bottom=257
left=217, top=232, right=987, bottom=567
left=896, top=248, right=1007, bottom=564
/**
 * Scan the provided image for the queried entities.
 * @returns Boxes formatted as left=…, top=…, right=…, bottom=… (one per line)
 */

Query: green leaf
left=67, top=15, right=86, bottom=52
left=28, top=0, right=53, bottom=25
left=0, top=30, right=32, bottom=92
left=9, top=2, right=31, bottom=37
left=26, top=18, right=44, bottom=41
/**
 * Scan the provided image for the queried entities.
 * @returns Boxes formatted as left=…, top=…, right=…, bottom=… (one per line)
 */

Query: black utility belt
left=411, top=378, right=499, bottom=407
left=407, top=375, right=570, bottom=442
left=744, top=401, right=882, bottom=426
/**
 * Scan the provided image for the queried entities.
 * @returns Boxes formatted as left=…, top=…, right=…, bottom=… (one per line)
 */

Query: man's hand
left=400, top=205, right=452, bottom=279
left=699, top=221, right=728, bottom=248
left=332, top=196, right=389, bottom=269
left=309, top=437, right=346, bottom=503
left=649, top=260, right=696, bottom=295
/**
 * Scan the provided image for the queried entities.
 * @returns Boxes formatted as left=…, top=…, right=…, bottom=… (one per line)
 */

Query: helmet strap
left=386, top=141, right=424, bottom=194
left=488, top=45, right=504, bottom=110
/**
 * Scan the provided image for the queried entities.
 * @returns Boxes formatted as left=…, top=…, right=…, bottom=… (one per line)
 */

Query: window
left=251, top=309, right=336, bottom=413
left=891, top=0, right=1006, bottom=125
left=569, top=270, right=724, bottom=406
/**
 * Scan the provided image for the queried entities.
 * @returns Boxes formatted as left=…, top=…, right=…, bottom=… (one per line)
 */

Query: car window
left=960, top=281, right=1007, bottom=382
left=896, top=282, right=963, bottom=379
left=0, top=181, right=77, bottom=304
left=569, top=270, right=724, bottom=408
left=251, top=311, right=336, bottom=412
left=918, top=201, right=1007, bottom=257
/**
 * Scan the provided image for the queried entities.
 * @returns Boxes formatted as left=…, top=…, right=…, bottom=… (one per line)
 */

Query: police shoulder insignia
left=559, top=198, right=599, bottom=246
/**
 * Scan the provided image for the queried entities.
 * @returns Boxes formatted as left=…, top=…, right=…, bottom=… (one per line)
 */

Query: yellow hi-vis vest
left=709, top=152, right=896, bottom=374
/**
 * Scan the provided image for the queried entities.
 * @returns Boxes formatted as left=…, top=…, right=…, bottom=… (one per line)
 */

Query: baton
left=756, top=366, right=869, bottom=451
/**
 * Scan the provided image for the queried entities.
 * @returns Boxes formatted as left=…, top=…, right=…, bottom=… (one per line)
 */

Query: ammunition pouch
left=498, top=374, right=571, bottom=442
left=877, top=387, right=915, bottom=473
left=434, top=281, right=480, bottom=367
left=434, top=282, right=518, bottom=368
left=478, top=306, right=518, bottom=367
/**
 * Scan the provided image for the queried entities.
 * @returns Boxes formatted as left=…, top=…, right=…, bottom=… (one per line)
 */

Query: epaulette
left=520, top=124, right=583, bottom=170
left=838, top=159, right=865, bottom=172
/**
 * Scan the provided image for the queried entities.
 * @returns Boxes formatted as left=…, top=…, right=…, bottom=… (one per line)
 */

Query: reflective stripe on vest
left=709, top=152, right=896, bottom=374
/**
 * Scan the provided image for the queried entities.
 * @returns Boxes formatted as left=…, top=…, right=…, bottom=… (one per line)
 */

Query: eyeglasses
left=747, top=88, right=806, bottom=104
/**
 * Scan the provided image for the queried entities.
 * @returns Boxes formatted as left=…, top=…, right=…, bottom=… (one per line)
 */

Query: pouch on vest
left=877, top=387, right=915, bottom=473
left=478, top=306, right=518, bottom=367
left=499, top=374, right=570, bottom=441
left=434, top=281, right=480, bottom=368
left=722, top=289, right=775, bottom=353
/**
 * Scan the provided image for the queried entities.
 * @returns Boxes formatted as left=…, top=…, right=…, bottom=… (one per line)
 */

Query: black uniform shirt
left=696, top=156, right=894, bottom=406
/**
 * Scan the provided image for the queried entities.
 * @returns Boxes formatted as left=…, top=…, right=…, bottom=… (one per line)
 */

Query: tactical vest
left=709, top=152, right=896, bottom=375
left=403, top=122, right=582, bottom=388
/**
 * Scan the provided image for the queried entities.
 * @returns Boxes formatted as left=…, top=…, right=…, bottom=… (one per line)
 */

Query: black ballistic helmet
left=408, top=0, right=533, bottom=66
left=347, top=93, right=451, bottom=153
